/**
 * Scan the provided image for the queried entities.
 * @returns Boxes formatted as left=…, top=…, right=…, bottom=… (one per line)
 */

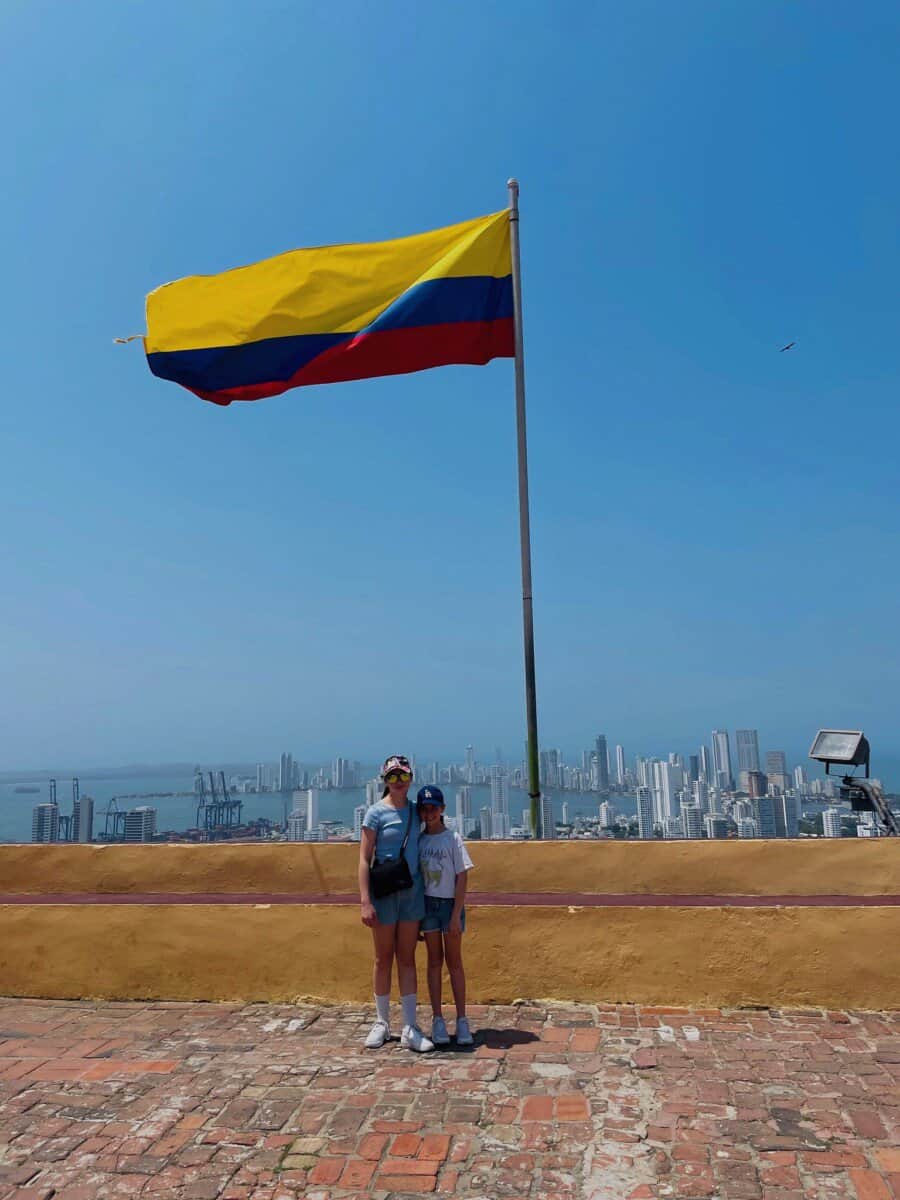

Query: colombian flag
left=145, top=211, right=513, bottom=405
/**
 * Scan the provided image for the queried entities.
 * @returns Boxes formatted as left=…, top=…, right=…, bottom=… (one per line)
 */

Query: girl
left=416, top=785, right=474, bottom=1046
left=358, top=755, right=433, bottom=1052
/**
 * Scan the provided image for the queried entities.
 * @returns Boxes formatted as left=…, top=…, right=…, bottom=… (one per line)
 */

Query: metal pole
left=507, top=178, right=542, bottom=838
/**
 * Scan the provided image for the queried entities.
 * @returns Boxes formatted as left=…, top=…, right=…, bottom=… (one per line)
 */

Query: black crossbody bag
left=369, top=805, right=414, bottom=899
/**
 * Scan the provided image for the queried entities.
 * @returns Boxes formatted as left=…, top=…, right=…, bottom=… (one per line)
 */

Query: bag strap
left=398, top=804, right=413, bottom=858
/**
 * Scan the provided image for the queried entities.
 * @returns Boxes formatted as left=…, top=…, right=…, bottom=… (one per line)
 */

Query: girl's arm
left=359, top=827, right=377, bottom=927
left=449, top=868, right=469, bottom=933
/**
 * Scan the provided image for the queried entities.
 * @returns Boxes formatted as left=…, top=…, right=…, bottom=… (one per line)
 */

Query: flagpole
left=507, top=179, right=542, bottom=839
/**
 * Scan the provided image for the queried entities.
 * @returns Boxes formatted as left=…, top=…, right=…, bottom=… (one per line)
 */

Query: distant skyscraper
left=279, top=752, right=293, bottom=792
left=752, top=795, right=777, bottom=838
left=687, top=755, right=700, bottom=784
left=287, top=809, right=307, bottom=841
left=73, top=796, right=93, bottom=843
left=31, top=803, right=59, bottom=843
left=480, top=807, right=493, bottom=840
left=561, top=801, right=570, bottom=825
left=735, top=730, right=761, bottom=773
left=711, top=731, right=734, bottom=792
left=490, top=765, right=509, bottom=816
left=465, top=745, right=475, bottom=784
left=793, top=766, right=808, bottom=795
left=615, top=744, right=625, bottom=787
left=123, top=807, right=156, bottom=842
left=540, top=795, right=556, bottom=840
left=823, top=809, right=842, bottom=838
left=353, top=805, right=366, bottom=839
left=780, top=794, right=800, bottom=838
left=492, top=813, right=511, bottom=839
left=692, top=779, right=709, bottom=814
left=636, top=788, right=654, bottom=840
left=306, top=789, right=320, bottom=832
left=256, top=763, right=265, bottom=792
left=365, top=779, right=381, bottom=809
left=595, top=735, right=609, bottom=791
left=456, top=785, right=472, bottom=827
left=699, top=745, right=712, bottom=783
left=766, top=751, right=789, bottom=796
left=737, top=817, right=759, bottom=838
left=652, top=761, right=681, bottom=824
left=681, top=804, right=703, bottom=840
left=704, top=813, right=729, bottom=839
left=598, top=800, right=616, bottom=827
left=748, top=771, right=768, bottom=799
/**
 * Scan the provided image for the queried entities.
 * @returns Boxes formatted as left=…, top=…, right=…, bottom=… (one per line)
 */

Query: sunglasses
left=384, top=771, right=412, bottom=784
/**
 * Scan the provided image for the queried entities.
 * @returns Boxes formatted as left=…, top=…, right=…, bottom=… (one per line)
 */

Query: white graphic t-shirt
left=419, top=828, right=474, bottom=899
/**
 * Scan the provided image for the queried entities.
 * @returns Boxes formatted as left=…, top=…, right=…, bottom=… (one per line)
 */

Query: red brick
left=449, top=1138, right=474, bottom=1163
left=338, top=1160, right=376, bottom=1188
left=308, top=1157, right=345, bottom=1184
left=761, top=1165, right=802, bottom=1188
left=521, top=1095, right=554, bottom=1122
left=358, top=1132, right=388, bottom=1160
left=876, top=1152, right=900, bottom=1173
left=805, top=1151, right=868, bottom=1168
left=849, top=1169, right=893, bottom=1200
left=556, top=1094, right=590, bottom=1122
left=437, top=1169, right=460, bottom=1192
left=376, top=1176, right=436, bottom=1193
left=571, top=1030, right=601, bottom=1052
left=849, top=1109, right=889, bottom=1140
left=541, top=1027, right=571, bottom=1044
left=391, top=1133, right=423, bottom=1156
left=886, top=1174, right=900, bottom=1200
left=372, top=1119, right=423, bottom=1133
left=380, top=1158, right=439, bottom=1176
left=419, top=1134, right=451, bottom=1161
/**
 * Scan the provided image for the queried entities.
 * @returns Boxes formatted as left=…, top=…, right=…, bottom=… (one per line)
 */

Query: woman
left=358, top=755, right=433, bottom=1052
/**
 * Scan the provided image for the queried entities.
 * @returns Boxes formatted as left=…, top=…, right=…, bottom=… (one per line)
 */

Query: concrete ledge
left=2, top=901, right=898, bottom=1009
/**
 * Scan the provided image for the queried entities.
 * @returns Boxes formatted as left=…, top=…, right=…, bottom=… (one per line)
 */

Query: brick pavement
left=0, top=998, right=897, bottom=1199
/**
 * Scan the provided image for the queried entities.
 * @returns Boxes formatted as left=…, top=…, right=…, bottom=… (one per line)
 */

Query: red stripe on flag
left=190, top=318, right=514, bottom=405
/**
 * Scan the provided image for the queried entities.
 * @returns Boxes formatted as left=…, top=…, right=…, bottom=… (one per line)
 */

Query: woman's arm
left=449, top=868, right=469, bottom=933
left=359, top=827, right=377, bottom=927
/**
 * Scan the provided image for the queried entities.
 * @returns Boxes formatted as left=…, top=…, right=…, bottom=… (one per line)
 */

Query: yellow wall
left=2, top=838, right=897, bottom=897
left=0, top=901, right=897, bottom=1010
left=1, top=842, right=897, bottom=1008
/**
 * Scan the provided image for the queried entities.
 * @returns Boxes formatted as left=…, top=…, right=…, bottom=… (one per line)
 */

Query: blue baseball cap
left=417, top=786, right=445, bottom=807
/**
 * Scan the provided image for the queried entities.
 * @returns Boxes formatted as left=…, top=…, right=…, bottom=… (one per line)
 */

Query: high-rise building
left=748, top=771, right=768, bottom=799
left=353, top=805, right=366, bottom=839
left=540, top=795, right=556, bottom=840
left=306, top=789, right=320, bottom=833
left=73, top=796, right=93, bottom=843
left=279, top=752, right=293, bottom=792
left=490, top=765, right=509, bottom=816
left=692, top=779, right=709, bottom=813
left=636, top=788, right=654, bottom=840
left=255, top=763, right=265, bottom=792
left=773, top=794, right=799, bottom=839
left=681, top=804, right=703, bottom=840
left=615, top=745, right=626, bottom=787
left=699, top=745, right=712, bottom=783
left=123, top=807, right=156, bottom=842
left=365, top=778, right=381, bottom=809
left=31, top=803, right=59, bottom=843
left=752, top=795, right=777, bottom=838
left=465, top=746, right=475, bottom=784
left=737, top=817, right=759, bottom=838
left=598, top=800, right=616, bottom=827
left=287, top=809, right=307, bottom=841
left=735, top=730, right=761, bottom=773
left=687, top=755, right=700, bottom=784
left=704, top=813, right=729, bottom=839
left=766, top=751, right=790, bottom=796
left=561, top=801, right=570, bottom=825
left=652, top=761, right=682, bottom=824
left=823, top=808, right=843, bottom=838
left=793, top=766, right=808, bottom=795
left=711, top=731, right=734, bottom=792
left=594, top=735, right=609, bottom=791
left=479, top=807, right=493, bottom=840
left=492, top=813, right=511, bottom=840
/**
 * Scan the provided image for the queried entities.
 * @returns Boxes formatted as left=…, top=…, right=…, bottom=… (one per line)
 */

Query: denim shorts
left=372, top=874, right=425, bottom=926
left=420, top=895, right=466, bottom=934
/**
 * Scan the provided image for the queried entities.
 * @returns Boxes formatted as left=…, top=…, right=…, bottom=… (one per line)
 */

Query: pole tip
left=507, top=177, right=519, bottom=189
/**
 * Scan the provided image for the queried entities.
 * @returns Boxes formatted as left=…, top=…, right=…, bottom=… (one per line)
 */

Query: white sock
left=375, top=994, right=390, bottom=1024
left=400, top=993, right=417, bottom=1029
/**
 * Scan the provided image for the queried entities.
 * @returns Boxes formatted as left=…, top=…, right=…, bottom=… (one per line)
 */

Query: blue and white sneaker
left=455, top=1017, right=473, bottom=1045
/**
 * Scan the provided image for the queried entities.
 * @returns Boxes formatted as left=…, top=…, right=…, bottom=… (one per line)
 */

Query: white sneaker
left=431, top=1016, right=450, bottom=1045
left=400, top=1024, right=434, bottom=1052
left=455, top=1017, right=473, bottom=1045
left=365, top=1019, right=391, bottom=1048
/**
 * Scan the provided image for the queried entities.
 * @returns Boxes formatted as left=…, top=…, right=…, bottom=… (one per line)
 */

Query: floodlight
left=809, top=729, right=869, bottom=776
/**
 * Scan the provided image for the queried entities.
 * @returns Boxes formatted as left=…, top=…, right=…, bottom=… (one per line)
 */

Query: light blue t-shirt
left=362, top=800, right=421, bottom=879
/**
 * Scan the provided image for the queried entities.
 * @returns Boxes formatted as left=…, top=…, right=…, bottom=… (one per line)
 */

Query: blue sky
left=2, top=1, right=899, bottom=779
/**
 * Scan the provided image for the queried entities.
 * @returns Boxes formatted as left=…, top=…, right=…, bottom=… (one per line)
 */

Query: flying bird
left=779, top=341, right=796, bottom=352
